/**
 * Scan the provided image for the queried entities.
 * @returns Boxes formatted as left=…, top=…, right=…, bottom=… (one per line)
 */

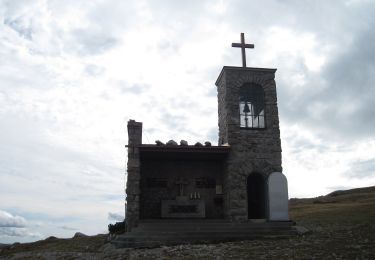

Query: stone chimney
left=125, top=120, right=142, bottom=230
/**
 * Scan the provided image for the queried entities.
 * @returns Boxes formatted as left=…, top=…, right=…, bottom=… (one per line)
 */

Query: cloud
left=278, top=37, right=375, bottom=141
left=1, top=0, right=128, bottom=57
left=0, top=227, right=42, bottom=238
left=327, top=185, right=354, bottom=193
left=67, top=28, right=119, bottom=56
left=347, top=159, right=375, bottom=179
left=3, top=17, right=33, bottom=40
left=0, top=210, right=42, bottom=240
left=59, top=225, right=77, bottom=231
left=118, top=81, right=151, bottom=94
left=84, top=64, right=105, bottom=76
left=108, top=212, right=124, bottom=222
left=264, top=1, right=375, bottom=141
left=0, top=227, right=27, bottom=237
left=157, top=41, right=180, bottom=56
left=0, top=210, right=27, bottom=228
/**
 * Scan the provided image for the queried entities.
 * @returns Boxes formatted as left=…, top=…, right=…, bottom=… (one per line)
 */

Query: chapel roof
left=138, top=144, right=230, bottom=160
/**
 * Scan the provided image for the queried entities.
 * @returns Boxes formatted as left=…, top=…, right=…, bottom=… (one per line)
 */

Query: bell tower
left=216, top=33, right=284, bottom=221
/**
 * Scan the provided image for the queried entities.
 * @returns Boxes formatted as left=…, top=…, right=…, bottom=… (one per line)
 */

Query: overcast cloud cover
left=1, top=0, right=375, bottom=243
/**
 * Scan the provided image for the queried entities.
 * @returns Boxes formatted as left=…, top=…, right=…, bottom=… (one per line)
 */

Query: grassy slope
left=0, top=235, right=108, bottom=258
left=1, top=186, right=375, bottom=259
left=287, top=186, right=375, bottom=259
left=290, top=186, right=375, bottom=223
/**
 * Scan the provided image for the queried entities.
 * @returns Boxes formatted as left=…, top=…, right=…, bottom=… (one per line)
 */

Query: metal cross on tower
left=232, top=33, right=254, bottom=67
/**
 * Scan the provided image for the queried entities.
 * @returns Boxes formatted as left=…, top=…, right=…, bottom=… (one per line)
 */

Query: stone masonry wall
left=126, top=120, right=142, bottom=231
left=216, top=67, right=282, bottom=221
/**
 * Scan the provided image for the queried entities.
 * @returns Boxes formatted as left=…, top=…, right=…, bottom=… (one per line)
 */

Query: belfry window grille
left=239, top=83, right=265, bottom=128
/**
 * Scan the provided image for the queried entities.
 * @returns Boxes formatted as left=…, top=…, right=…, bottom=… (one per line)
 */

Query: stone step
left=112, top=232, right=296, bottom=248
left=136, top=221, right=292, bottom=227
left=139, top=219, right=232, bottom=223
left=133, top=226, right=293, bottom=233
left=130, top=228, right=295, bottom=236
left=117, top=230, right=292, bottom=241
left=112, top=232, right=297, bottom=248
left=133, top=222, right=293, bottom=231
left=112, top=220, right=297, bottom=248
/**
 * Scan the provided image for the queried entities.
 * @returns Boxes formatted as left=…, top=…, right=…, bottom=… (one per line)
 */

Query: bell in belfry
left=243, top=102, right=250, bottom=113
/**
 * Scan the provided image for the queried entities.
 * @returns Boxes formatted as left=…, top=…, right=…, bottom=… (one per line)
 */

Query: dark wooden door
left=247, top=173, right=266, bottom=219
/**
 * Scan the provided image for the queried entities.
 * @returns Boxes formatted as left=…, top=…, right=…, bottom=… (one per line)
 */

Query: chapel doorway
left=247, top=172, right=266, bottom=219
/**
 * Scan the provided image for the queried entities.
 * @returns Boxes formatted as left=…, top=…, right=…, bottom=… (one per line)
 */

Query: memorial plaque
left=169, top=205, right=197, bottom=214
left=195, top=177, right=215, bottom=188
left=161, top=199, right=205, bottom=218
left=268, top=172, right=289, bottom=221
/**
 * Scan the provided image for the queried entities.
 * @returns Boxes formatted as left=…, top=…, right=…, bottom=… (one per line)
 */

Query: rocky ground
left=1, top=186, right=375, bottom=259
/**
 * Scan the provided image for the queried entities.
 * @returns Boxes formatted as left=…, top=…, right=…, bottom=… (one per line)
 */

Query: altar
left=160, top=178, right=205, bottom=218
left=161, top=196, right=205, bottom=218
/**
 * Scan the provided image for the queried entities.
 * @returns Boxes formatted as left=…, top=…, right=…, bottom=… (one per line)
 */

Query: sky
left=1, top=0, right=375, bottom=243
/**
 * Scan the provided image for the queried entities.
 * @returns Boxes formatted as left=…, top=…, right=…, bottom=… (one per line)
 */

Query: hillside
left=1, top=186, right=374, bottom=259
left=290, top=185, right=375, bottom=223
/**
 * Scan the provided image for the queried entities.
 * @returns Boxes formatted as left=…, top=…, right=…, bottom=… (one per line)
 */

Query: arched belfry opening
left=239, top=83, right=265, bottom=129
left=247, top=172, right=266, bottom=219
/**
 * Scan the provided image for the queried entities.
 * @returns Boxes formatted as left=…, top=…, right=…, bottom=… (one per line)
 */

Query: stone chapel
left=119, top=34, right=291, bottom=247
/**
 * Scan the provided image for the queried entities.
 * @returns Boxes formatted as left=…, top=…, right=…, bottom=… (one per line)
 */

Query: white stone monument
left=268, top=172, right=289, bottom=221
